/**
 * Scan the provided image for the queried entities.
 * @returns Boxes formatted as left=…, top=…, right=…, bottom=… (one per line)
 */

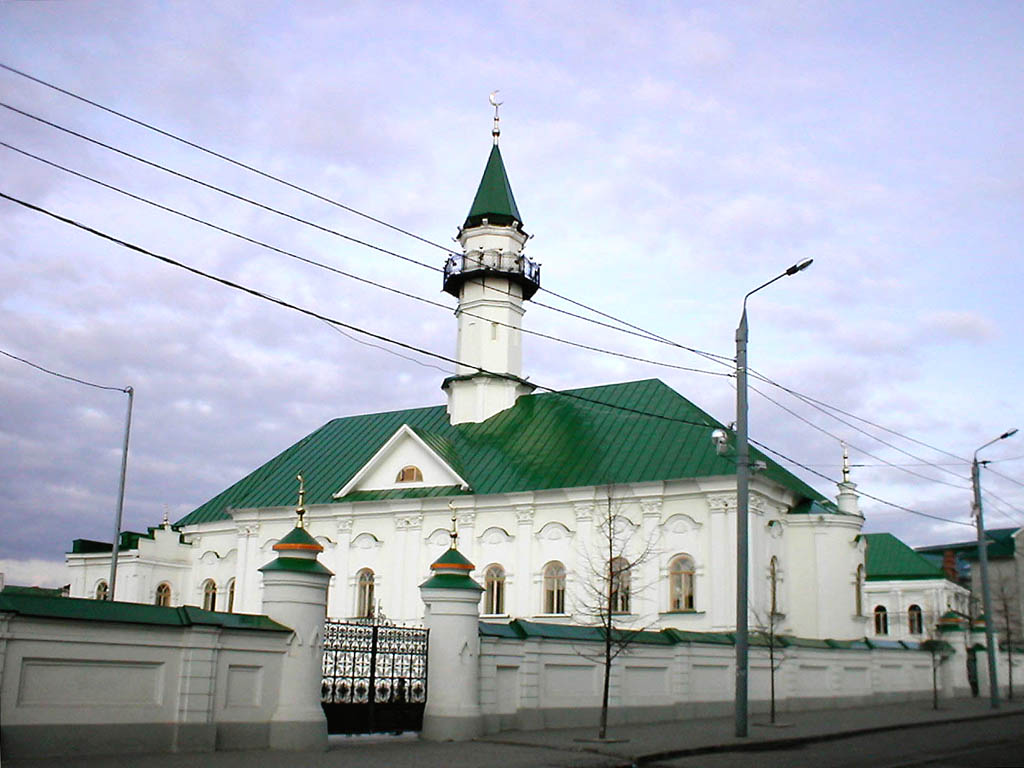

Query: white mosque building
left=65, top=117, right=966, bottom=643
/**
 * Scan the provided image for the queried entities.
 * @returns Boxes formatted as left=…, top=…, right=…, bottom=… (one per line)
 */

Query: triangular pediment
left=333, top=424, right=470, bottom=499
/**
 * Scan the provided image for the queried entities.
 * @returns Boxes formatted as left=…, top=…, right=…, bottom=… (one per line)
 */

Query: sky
left=1, top=1, right=1022, bottom=588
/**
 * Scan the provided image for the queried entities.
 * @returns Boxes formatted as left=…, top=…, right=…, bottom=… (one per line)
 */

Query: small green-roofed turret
left=259, top=473, right=333, bottom=576
left=420, top=545, right=482, bottom=592
left=464, top=144, right=522, bottom=231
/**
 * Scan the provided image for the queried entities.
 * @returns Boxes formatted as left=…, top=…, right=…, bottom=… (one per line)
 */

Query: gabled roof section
left=464, top=144, right=522, bottom=230
left=864, top=532, right=946, bottom=581
left=333, top=423, right=471, bottom=499
left=177, top=379, right=827, bottom=527
left=915, top=527, right=1018, bottom=561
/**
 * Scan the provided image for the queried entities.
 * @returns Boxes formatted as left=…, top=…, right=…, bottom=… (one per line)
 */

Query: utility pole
left=971, top=428, right=1017, bottom=709
left=107, top=386, right=134, bottom=600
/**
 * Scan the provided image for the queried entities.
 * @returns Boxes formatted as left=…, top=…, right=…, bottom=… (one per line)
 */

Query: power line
left=747, top=382, right=971, bottom=491
left=749, top=437, right=975, bottom=528
left=0, top=72, right=986, bottom=476
left=0, top=348, right=128, bottom=393
left=0, top=61, right=462, bottom=259
left=0, top=140, right=728, bottom=379
left=749, top=368, right=968, bottom=465
left=0, top=62, right=736, bottom=363
left=2, top=101, right=731, bottom=367
left=0, top=191, right=719, bottom=432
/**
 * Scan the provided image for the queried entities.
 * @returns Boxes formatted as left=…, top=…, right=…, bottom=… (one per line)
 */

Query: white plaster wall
left=478, top=634, right=947, bottom=729
left=0, top=611, right=287, bottom=756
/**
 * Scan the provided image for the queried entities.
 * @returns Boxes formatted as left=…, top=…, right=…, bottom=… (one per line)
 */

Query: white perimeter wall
left=0, top=612, right=288, bottom=758
left=478, top=635, right=948, bottom=732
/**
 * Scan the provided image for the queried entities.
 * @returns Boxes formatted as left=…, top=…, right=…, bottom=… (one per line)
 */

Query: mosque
left=65, top=112, right=967, bottom=642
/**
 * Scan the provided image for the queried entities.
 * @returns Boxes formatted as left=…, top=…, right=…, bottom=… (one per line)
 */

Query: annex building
left=65, top=120, right=967, bottom=643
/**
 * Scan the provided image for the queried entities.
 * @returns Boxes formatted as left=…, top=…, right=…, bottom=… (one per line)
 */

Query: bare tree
left=573, top=486, right=657, bottom=740
left=992, top=574, right=1021, bottom=700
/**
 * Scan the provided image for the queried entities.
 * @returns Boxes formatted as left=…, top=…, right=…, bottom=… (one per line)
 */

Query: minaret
left=836, top=443, right=862, bottom=516
left=441, top=95, right=540, bottom=424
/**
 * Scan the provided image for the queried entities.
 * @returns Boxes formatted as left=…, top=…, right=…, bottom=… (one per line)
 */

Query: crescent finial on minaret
left=489, top=90, right=503, bottom=145
left=296, top=473, right=307, bottom=528
left=448, top=500, right=459, bottom=548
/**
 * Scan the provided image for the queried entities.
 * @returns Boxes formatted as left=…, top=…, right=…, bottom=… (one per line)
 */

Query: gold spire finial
left=296, top=473, right=307, bottom=528
left=162, top=505, right=170, bottom=528
left=448, top=500, right=458, bottom=548
left=489, top=90, right=502, bottom=145
left=841, top=442, right=850, bottom=484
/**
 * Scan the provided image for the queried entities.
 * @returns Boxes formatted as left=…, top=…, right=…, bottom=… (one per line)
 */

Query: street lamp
left=734, top=258, right=812, bottom=738
left=972, top=427, right=1018, bottom=709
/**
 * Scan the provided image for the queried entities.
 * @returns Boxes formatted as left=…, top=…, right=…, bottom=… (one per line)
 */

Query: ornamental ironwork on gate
left=321, top=618, right=429, bottom=734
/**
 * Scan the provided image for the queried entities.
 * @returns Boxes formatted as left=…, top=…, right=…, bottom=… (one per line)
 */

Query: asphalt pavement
left=5, top=697, right=1023, bottom=768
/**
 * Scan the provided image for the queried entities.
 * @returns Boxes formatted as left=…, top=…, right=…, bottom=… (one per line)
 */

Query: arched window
left=202, top=579, right=217, bottom=611
left=855, top=564, right=864, bottom=616
left=908, top=604, right=923, bottom=635
left=95, top=580, right=109, bottom=601
left=669, top=555, right=695, bottom=612
left=543, top=561, right=566, bottom=614
left=227, top=579, right=236, bottom=613
left=395, top=465, right=423, bottom=483
left=155, top=582, right=172, bottom=607
left=769, top=556, right=780, bottom=616
left=874, top=605, right=888, bottom=635
left=610, top=556, right=631, bottom=614
left=357, top=569, right=375, bottom=618
left=484, top=564, right=505, bottom=615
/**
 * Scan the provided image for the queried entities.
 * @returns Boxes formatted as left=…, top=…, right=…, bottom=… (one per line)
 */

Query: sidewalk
left=6, top=698, right=1023, bottom=768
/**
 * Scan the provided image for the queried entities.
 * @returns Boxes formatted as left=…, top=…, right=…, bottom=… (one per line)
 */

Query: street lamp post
left=734, top=258, right=812, bottom=738
left=972, top=428, right=1018, bottom=709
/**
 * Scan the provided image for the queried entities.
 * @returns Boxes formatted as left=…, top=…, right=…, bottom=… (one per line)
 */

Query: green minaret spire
left=463, top=144, right=523, bottom=230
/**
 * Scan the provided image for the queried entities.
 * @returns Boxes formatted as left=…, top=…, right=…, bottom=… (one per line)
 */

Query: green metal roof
left=864, top=533, right=947, bottom=581
left=419, top=572, right=484, bottom=591
left=259, top=557, right=333, bottom=576
left=916, top=527, right=1018, bottom=561
left=464, top=144, right=522, bottom=230
left=432, top=547, right=475, bottom=569
left=177, top=379, right=827, bottom=527
left=276, top=526, right=321, bottom=548
left=0, top=592, right=289, bottom=631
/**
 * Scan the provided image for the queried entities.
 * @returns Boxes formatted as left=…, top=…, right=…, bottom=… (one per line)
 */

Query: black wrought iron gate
left=321, top=619, right=429, bottom=734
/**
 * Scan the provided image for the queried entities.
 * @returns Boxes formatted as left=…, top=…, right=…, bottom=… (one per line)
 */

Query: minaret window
left=155, top=582, right=172, bottom=607
left=396, top=466, right=423, bottom=483
left=542, top=561, right=566, bottom=614
left=202, top=579, right=217, bottom=611
left=484, top=564, right=506, bottom=615
left=855, top=564, right=865, bottom=616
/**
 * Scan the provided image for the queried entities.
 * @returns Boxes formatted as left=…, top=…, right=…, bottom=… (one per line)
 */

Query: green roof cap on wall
left=259, top=556, right=333, bottom=576
left=275, top=526, right=322, bottom=550
left=176, top=380, right=827, bottom=528
left=864, top=532, right=946, bottom=581
left=0, top=592, right=290, bottom=631
left=464, top=144, right=522, bottom=230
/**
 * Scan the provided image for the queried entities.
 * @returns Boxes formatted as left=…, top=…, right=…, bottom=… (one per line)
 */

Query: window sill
left=482, top=613, right=510, bottom=619
left=661, top=610, right=705, bottom=616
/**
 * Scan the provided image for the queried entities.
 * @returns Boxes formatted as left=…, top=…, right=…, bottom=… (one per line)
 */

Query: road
left=645, top=712, right=1024, bottom=767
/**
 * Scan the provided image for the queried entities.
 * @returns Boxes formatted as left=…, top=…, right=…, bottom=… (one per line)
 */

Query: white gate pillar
left=260, top=507, right=333, bottom=751
left=419, top=546, right=484, bottom=741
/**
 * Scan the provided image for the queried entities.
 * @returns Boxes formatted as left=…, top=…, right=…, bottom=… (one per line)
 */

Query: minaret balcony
left=443, top=249, right=540, bottom=300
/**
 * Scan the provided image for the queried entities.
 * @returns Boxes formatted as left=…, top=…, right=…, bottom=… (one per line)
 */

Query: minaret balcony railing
left=443, top=249, right=540, bottom=300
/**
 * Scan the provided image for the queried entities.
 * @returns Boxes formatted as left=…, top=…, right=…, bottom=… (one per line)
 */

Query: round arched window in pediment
left=396, top=465, right=423, bottom=483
